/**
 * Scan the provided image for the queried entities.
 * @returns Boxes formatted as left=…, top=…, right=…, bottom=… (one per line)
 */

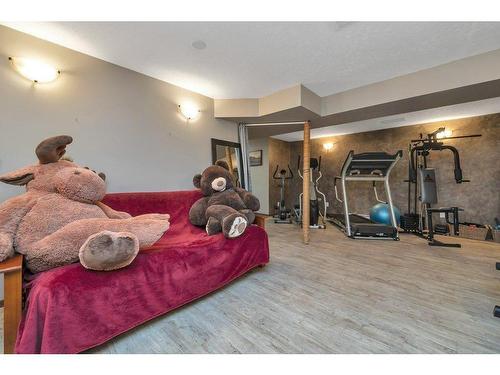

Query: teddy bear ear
left=193, top=174, right=202, bottom=188
left=215, top=160, right=230, bottom=171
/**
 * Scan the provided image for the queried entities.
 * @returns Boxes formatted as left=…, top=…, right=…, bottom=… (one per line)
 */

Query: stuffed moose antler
left=0, top=135, right=170, bottom=273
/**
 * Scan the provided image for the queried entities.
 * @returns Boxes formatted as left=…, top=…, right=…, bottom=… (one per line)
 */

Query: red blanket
left=15, top=190, right=269, bottom=354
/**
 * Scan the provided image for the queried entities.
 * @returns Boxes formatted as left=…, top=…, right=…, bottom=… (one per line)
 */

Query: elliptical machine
left=293, top=155, right=327, bottom=229
left=272, top=164, right=294, bottom=224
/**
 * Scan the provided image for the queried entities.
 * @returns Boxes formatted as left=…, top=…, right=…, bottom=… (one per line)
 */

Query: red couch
left=13, top=190, right=269, bottom=354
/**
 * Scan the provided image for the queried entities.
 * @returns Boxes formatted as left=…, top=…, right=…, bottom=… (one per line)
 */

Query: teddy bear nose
left=216, top=180, right=224, bottom=187
left=74, top=170, right=81, bottom=175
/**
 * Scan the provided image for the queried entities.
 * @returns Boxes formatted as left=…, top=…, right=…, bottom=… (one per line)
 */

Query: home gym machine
left=272, top=164, right=294, bottom=223
left=294, top=155, right=327, bottom=229
left=328, top=150, right=402, bottom=240
left=400, top=127, right=481, bottom=247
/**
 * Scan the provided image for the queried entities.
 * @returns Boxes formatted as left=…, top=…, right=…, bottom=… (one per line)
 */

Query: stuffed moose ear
left=0, top=165, right=35, bottom=186
left=193, top=174, right=202, bottom=188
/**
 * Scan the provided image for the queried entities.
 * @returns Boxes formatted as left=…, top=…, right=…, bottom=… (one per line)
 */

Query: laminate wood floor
left=2, top=222, right=500, bottom=353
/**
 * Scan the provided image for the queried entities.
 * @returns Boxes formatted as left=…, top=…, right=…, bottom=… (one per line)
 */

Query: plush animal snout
left=211, top=177, right=226, bottom=191
left=54, top=167, right=106, bottom=203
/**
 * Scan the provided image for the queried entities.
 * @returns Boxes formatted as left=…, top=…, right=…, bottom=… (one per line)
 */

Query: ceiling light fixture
left=9, top=57, right=60, bottom=83
left=178, top=104, right=200, bottom=121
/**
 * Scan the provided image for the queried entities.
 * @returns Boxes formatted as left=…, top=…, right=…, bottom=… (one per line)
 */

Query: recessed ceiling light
left=191, top=40, right=207, bottom=50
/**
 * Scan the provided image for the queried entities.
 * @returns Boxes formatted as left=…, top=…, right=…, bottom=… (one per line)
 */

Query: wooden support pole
left=302, top=121, right=311, bottom=244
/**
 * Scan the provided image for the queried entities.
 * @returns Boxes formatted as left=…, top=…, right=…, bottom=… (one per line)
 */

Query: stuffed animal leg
left=24, top=214, right=170, bottom=273
left=189, top=196, right=210, bottom=226
left=239, top=209, right=255, bottom=224
left=0, top=194, right=39, bottom=262
left=79, top=230, right=139, bottom=271
left=205, top=204, right=247, bottom=238
left=96, top=201, right=132, bottom=219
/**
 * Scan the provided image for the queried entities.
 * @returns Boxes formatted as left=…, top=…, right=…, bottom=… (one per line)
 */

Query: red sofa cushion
left=15, top=190, right=269, bottom=354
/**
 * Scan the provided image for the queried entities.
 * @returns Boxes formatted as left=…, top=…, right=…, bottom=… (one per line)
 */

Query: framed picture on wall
left=249, top=150, right=263, bottom=166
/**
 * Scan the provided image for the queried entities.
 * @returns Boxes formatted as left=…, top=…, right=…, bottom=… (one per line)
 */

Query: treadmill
left=328, top=150, right=403, bottom=240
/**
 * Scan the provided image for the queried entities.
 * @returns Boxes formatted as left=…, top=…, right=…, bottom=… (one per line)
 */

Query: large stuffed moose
left=0, top=135, right=170, bottom=273
left=189, top=161, right=260, bottom=238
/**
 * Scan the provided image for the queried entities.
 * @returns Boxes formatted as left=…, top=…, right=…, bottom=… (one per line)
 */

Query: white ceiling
left=4, top=22, right=500, bottom=99
left=271, top=97, right=500, bottom=142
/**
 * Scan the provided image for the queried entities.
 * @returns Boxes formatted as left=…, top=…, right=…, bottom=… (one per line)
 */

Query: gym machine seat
left=329, top=150, right=402, bottom=240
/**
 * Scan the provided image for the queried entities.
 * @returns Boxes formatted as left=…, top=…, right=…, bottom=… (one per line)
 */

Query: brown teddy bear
left=189, top=161, right=260, bottom=238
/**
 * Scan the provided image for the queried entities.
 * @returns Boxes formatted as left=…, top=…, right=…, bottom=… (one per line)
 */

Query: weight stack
left=434, top=224, right=449, bottom=235
left=401, top=213, right=420, bottom=232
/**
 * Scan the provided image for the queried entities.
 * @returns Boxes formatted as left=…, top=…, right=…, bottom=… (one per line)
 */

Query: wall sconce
left=436, top=128, right=453, bottom=139
left=178, top=104, right=200, bottom=121
left=9, top=57, right=60, bottom=83
left=323, top=142, right=334, bottom=152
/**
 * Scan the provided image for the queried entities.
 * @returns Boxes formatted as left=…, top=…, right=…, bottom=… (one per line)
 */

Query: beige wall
left=259, top=85, right=302, bottom=116
left=248, top=137, right=269, bottom=214
left=214, top=84, right=322, bottom=119
left=248, top=137, right=293, bottom=217
left=0, top=25, right=238, bottom=300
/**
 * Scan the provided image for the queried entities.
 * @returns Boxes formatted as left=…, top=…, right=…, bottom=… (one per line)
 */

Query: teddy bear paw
left=206, top=217, right=222, bottom=235
left=225, top=216, right=247, bottom=238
